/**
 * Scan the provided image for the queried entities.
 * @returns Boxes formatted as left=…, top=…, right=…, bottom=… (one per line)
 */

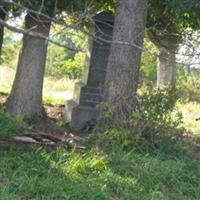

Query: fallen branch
left=0, top=132, right=86, bottom=151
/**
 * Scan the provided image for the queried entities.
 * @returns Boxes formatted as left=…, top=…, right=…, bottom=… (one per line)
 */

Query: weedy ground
left=0, top=145, right=200, bottom=200
left=1, top=66, right=200, bottom=200
left=1, top=99, right=200, bottom=200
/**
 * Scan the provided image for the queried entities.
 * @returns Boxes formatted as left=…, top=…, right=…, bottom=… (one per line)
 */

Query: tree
left=4, top=0, right=111, bottom=127
left=0, top=5, right=6, bottom=61
left=147, top=0, right=200, bottom=88
left=102, top=0, right=148, bottom=121
left=148, top=28, right=181, bottom=88
left=5, top=0, right=56, bottom=125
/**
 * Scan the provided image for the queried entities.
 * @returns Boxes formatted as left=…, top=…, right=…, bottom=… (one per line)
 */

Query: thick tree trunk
left=0, top=6, right=6, bottom=60
left=103, top=0, right=148, bottom=119
left=157, top=46, right=176, bottom=88
left=5, top=13, right=51, bottom=120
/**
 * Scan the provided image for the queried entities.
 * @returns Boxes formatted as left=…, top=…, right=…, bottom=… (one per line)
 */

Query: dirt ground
left=0, top=93, right=64, bottom=121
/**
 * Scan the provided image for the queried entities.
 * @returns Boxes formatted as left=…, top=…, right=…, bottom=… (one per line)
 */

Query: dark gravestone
left=69, top=12, right=114, bottom=130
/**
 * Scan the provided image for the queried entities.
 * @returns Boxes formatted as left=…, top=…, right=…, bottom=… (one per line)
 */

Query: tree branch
left=0, top=18, right=84, bottom=52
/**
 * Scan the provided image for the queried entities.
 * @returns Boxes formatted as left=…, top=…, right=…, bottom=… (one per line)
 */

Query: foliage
left=56, top=0, right=117, bottom=14
left=0, top=107, right=23, bottom=135
left=176, top=66, right=200, bottom=103
left=148, top=0, right=200, bottom=34
left=147, top=0, right=200, bottom=61
left=98, top=88, right=183, bottom=150
left=46, top=47, right=85, bottom=79
left=1, top=29, right=21, bottom=67
left=14, top=0, right=56, bottom=16
left=1, top=26, right=86, bottom=79
left=177, top=102, right=200, bottom=134
left=45, top=24, right=87, bottom=79
left=139, top=37, right=158, bottom=88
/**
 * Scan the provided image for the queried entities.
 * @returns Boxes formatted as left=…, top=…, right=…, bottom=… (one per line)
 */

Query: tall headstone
left=69, top=12, right=114, bottom=130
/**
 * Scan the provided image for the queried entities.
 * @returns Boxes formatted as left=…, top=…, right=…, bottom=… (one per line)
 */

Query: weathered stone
left=68, top=12, right=114, bottom=130
left=63, top=100, right=78, bottom=122
left=73, top=82, right=84, bottom=103
left=70, top=106, right=99, bottom=130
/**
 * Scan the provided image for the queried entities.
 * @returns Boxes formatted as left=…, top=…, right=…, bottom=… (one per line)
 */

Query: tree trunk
left=147, top=31, right=180, bottom=89
left=157, top=46, right=176, bottom=88
left=103, top=0, right=148, bottom=119
left=5, top=13, right=51, bottom=121
left=0, top=6, right=6, bottom=60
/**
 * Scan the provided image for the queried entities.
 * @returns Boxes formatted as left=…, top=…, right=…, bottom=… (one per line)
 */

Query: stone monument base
left=69, top=106, right=99, bottom=130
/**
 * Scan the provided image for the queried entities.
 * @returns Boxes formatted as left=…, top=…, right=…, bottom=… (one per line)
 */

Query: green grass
left=177, top=102, right=200, bottom=134
left=0, top=84, right=11, bottom=95
left=0, top=147, right=200, bottom=200
left=43, top=96, right=65, bottom=106
left=1, top=107, right=200, bottom=200
left=0, top=108, right=23, bottom=135
left=0, top=65, right=75, bottom=106
left=1, top=75, right=200, bottom=199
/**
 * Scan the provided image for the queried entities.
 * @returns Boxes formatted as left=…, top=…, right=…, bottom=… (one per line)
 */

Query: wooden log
left=0, top=132, right=85, bottom=151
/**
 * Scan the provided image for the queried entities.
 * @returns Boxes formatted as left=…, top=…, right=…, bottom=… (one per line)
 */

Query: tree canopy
left=147, top=0, right=200, bottom=46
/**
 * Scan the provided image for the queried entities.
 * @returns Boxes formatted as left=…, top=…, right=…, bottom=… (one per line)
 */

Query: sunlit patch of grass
left=43, top=77, right=76, bottom=101
left=177, top=102, right=200, bottom=134
left=0, top=84, right=11, bottom=95
left=43, top=96, right=65, bottom=106
left=0, top=65, right=76, bottom=104
left=0, top=90, right=200, bottom=199
left=0, top=147, right=200, bottom=200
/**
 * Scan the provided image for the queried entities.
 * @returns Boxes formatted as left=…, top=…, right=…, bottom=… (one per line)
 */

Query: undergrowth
left=0, top=144, right=200, bottom=199
left=1, top=89, right=200, bottom=199
left=0, top=106, right=23, bottom=135
left=97, top=88, right=184, bottom=152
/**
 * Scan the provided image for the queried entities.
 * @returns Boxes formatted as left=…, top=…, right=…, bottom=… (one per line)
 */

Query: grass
left=43, top=96, right=66, bottom=106
left=0, top=145, right=200, bottom=199
left=1, top=65, right=200, bottom=199
left=177, top=102, right=200, bottom=134
left=0, top=107, right=23, bottom=135
left=1, top=106, right=200, bottom=200
left=0, top=65, right=76, bottom=104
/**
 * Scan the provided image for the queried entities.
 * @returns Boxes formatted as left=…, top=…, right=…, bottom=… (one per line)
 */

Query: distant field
left=1, top=65, right=200, bottom=134
left=0, top=65, right=77, bottom=104
left=177, top=102, right=200, bottom=134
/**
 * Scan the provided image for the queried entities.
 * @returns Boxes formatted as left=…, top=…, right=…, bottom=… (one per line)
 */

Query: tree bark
left=0, top=6, right=6, bottom=60
left=103, top=0, right=148, bottom=119
left=5, top=13, right=51, bottom=121
left=157, top=45, right=176, bottom=88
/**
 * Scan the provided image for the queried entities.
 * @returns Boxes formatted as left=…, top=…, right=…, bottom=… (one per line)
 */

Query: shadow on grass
left=0, top=147, right=111, bottom=200
left=1, top=131, right=200, bottom=200
left=90, top=126, right=200, bottom=200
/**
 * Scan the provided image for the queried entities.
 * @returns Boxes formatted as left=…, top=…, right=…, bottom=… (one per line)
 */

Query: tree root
left=0, top=131, right=85, bottom=152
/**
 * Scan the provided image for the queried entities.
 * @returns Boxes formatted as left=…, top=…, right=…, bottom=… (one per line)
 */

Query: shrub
left=46, top=44, right=85, bottom=79
left=176, top=66, right=200, bottom=103
left=98, top=88, right=183, bottom=150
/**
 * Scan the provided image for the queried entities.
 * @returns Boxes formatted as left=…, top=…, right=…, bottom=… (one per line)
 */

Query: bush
left=46, top=44, right=85, bottom=79
left=1, top=42, right=20, bottom=68
left=139, top=38, right=157, bottom=88
left=98, top=88, right=183, bottom=151
left=175, top=65, right=200, bottom=103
